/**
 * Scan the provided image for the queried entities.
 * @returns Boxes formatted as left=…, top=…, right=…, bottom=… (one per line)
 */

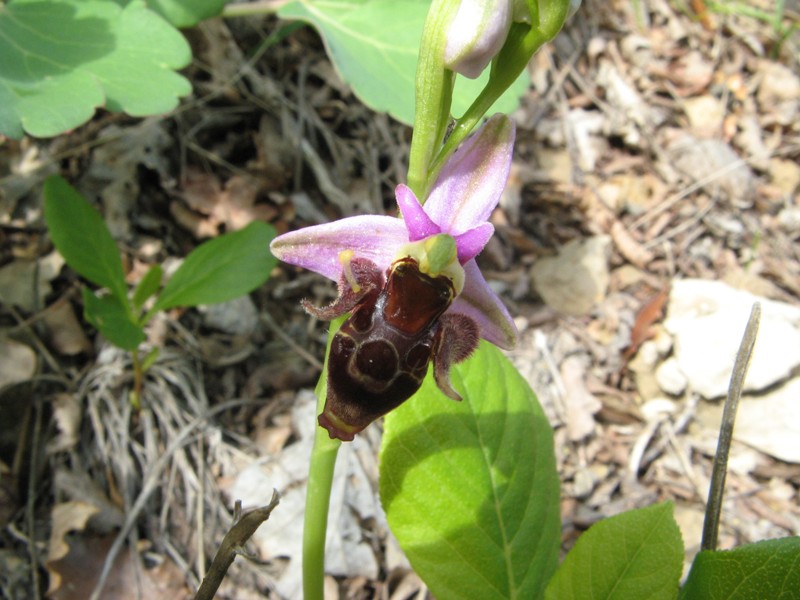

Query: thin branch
left=194, top=490, right=281, bottom=600
left=701, top=302, right=761, bottom=551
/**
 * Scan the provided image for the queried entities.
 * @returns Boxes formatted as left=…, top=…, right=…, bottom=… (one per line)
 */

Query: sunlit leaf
left=152, top=221, right=277, bottom=310
left=380, top=341, right=560, bottom=600
left=277, top=0, right=529, bottom=126
left=545, top=502, right=684, bottom=600
left=44, top=176, right=129, bottom=306
left=0, top=0, right=191, bottom=138
left=680, top=537, right=800, bottom=600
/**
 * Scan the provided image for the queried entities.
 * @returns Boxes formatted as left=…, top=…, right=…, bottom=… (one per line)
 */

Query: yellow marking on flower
left=339, top=249, right=360, bottom=292
left=396, top=234, right=465, bottom=295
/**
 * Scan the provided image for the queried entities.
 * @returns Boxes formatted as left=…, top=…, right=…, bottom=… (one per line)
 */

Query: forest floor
left=1, top=0, right=799, bottom=598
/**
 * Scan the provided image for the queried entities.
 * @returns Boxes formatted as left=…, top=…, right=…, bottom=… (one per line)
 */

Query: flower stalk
left=302, top=318, right=344, bottom=600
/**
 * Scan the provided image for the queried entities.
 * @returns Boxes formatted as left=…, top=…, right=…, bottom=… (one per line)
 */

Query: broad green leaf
left=44, top=176, right=129, bottom=306
left=144, top=0, right=225, bottom=28
left=679, top=537, right=800, bottom=600
left=132, top=264, right=163, bottom=311
left=380, top=341, right=560, bottom=600
left=0, top=0, right=191, bottom=139
left=152, top=221, right=277, bottom=311
left=82, top=288, right=145, bottom=351
left=277, top=0, right=530, bottom=126
left=545, top=502, right=684, bottom=600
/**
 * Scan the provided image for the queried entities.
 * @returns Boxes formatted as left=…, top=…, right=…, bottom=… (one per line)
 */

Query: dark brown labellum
left=318, top=257, right=455, bottom=441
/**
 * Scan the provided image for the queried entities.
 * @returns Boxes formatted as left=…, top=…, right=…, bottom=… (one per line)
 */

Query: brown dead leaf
left=47, top=533, right=190, bottom=600
left=46, top=501, right=100, bottom=594
left=46, top=394, right=82, bottom=454
left=42, top=300, right=92, bottom=356
left=0, top=251, right=64, bottom=312
left=623, top=286, right=669, bottom=361
left=0, top=337, right=36, bottom=388
left=171, top=169, right=276, bottom=238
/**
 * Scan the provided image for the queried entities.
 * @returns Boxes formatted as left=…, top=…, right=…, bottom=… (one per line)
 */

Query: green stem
left=302, top=317, right=345, bottom=599
left=130, top=350, right=143, bottom=409
left=407, top=0, right=459, bottom=197
left=424, top=1, right=571, bottom=197
left=302, top=424, right=341, bottom=598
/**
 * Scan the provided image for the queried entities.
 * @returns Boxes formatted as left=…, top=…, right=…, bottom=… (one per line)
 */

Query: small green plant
left=43, top=175, right=276, bottom=406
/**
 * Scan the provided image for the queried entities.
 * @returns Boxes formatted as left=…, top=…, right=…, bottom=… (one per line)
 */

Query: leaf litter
left=0, top=0, right=799, bottom=597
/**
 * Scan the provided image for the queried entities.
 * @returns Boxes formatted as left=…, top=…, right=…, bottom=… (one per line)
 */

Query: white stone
left=530, top=235, right=611, bottom=316
left=199, top=295, right=259, bottom=335
left=735, top=378, right=800, bottom=464
left=664, top=279, right=800, bottom=399
left=656, top=357, right=688, bottom=396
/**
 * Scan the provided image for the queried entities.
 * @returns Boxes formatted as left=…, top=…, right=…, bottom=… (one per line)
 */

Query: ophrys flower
left=270, top=114, right=517, bottom=440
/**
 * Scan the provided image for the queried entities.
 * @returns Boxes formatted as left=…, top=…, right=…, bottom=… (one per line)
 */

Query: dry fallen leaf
left=172, top=169, right=276, bottom=239
left=42, top=300, right=92, bottom=356
left=560, top=355, right=602, bottom=442
left=0, top=337, right=36, bottom=388
left=47, top=394, right=83, bottom=454
left=46, top=501, right=100, bottom=594
left=0, top=251, right=64, bottom=312
left=48, top=533, right=190, bottom=600
left=624, top=287, right=669, bottom=360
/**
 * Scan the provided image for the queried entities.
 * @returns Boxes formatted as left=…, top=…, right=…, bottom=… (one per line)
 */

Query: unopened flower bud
left=443, top=0, right=512, bottom=78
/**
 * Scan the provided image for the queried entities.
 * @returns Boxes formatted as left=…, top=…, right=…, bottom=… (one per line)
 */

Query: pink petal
left=269, top=215, right=407, bottom=281
left=395, top=184, right=440, bottom=241
left=454, top=223, right=494, bottom=264
left=449, top=260, right=517, bottom=349
left=425, top=114, right=515, bottom=235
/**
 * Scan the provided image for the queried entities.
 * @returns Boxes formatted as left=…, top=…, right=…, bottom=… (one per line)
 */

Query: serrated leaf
left=82, top=288, right=145, bottom=351
left=380, top=341, right=560, bottom=600
left=276, top=0, right=529, bottom=125
left=0, top=0, right=191, bottom=139
left=679, top=537, right=800, bottom=600
left=132, top=264, right=163, bottom=311
left=44, top=176, right=129, bottom=306
left=152, top=221, right=277, bottom=311
left=545, top=502, right=684, bottom=600
left=145, top=0, right=225, bottom=28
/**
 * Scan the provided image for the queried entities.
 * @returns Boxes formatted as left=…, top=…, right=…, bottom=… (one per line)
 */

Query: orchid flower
left=270, top=114, right=518, bottom=440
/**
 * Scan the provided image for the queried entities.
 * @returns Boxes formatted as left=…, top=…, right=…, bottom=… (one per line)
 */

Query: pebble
left=655, top=357, right=687, bottom=396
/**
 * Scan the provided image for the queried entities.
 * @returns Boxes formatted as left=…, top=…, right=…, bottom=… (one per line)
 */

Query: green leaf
left=276, top=0, right=529, bottom=126
left=132, top=264, right=163, bottom=311
left=545, top=502, right=684, bottom=600
left=0, top=0, right=191, bottom=139
left=82, top=288, right=145, bottom=351
left=152, top=221, right=277, bottom=311
left=43, top=176, right=129, bottom=306
left=144, top=0, right=225, bottom=28
left=679, top=537, right=800, bottom=600
left=380, top=341, right=560, bottom=600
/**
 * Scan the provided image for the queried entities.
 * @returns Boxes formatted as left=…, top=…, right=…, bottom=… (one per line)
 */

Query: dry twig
left=194, top=490, right=281, bottom=600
